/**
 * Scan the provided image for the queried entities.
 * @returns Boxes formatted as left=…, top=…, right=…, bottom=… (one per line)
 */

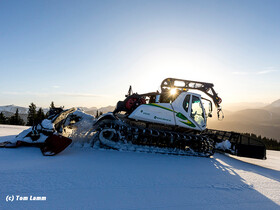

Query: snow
left=40, top=119, right=54, bottom=130
left=63, top=109, right=96, bottom=144
left=216, top=140, right=232, bottom=151
left=226, top=151, right=280, bottom=171
left=0, top=124, right=29, bottom=142
left=0, top=125, right=280, bottom=209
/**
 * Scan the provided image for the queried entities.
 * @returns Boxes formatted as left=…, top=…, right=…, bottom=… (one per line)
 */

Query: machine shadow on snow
left=208, top=155, right=280, bottom=208
left=215, top=153, right=280, bottom=183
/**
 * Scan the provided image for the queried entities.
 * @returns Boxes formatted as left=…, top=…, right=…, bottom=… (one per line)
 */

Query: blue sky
left=0, top=0, right=279, bottom=108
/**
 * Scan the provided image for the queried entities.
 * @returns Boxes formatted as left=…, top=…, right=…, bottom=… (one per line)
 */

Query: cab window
left=183, top=95, right=190, bottom=113
left=191, top=96, right=205, bottom=126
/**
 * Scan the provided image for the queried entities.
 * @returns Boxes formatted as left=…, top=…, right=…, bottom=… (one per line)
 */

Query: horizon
left=0, top=98, right=279, bottom=111
left=1, top=0, right=280, bottom=108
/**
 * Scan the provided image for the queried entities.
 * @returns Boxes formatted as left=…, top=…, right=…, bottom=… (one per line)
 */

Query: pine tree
left=50, top=101, right=55, bottom=109
left=9, top=109, right=25, bottom=125
left=95, top=110, right=99, bottom=118
left=27, top=103, right=37, bottom=126
left=0, top=112, right=7, bottom=124
left=37, top=107, right=45, bottom=123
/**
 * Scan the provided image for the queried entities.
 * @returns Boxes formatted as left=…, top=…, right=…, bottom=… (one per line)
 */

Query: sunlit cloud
left=58, top=92, right=100, bottom=98
left=2, top=91, right=101, bottom=98
left=52, top=85, right=60, bottom=88
left=256, top=69, right=278, bottom=75
left=2, top=91, right=49, bottom=96
left=232, top=71, right=249, bottom=75
left=2, top=91, right=20, bottom=95
left=232, top=68, right=278, bottom=76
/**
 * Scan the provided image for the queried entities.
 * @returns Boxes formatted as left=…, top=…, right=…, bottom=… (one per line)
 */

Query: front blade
left=40, top=134, right=72, bottom=156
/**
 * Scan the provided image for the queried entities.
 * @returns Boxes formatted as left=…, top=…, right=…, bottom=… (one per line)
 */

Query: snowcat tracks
left=95, top=119, right=214, bottom=157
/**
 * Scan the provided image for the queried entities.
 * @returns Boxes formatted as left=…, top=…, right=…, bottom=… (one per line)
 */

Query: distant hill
left=0, top=104, right=115, bottom=117
left=208, top=99, right=280, bottom=142
left=1, top=100, right=279, bottom=142
left=82, top=106, right=115, bottom=116
left=0, top=105, right=29, bottom=123
left=208, top=120, right=280, bottom=142
left=226, top=109, right=280, bottom=124
left=0, top=105, right=49, bottom=114
left=264, top=99, right=280, bottom=115
left=0, top=105, right=116, bottom=122
left=267, top=99, right=280, bottom=108
left=222, top=102, right=268, bottom=112
left=0, top=105, right=28, bottom=114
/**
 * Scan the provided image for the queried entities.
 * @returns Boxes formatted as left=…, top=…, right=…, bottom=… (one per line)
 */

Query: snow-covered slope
left=0, top=125, right=279, bottom=209
left=0, top=124, right=29, bottom=140
left=0, top=105, right=28, bottom=114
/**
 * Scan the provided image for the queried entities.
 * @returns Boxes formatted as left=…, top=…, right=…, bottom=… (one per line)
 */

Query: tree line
left=95, top=110, right=103, bottom=118
left=0, top=109, right=25, bottom=125
left=0, top=102, right=55, bottom=126
left=243, top=133, right=280, bottom=151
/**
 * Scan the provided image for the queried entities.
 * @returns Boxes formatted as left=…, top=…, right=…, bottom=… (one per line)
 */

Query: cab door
left=190, top=95, right=206, bottom=129
left=172, top=93, right=198, bottom=130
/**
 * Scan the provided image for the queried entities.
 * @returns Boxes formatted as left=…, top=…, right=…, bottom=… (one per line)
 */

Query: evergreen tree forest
left=26, top=102, right=49, bottom=126
left=248, top=133, right=280, bottom=151
left=9, top=109, right=25, bottom=125
left=0, top=102, right=53, bottom=126
left=27, top=102, right=37, bottom=126
left=0, top=112, right=7, bottom=124
left=0, top=109, right=25, bottom=125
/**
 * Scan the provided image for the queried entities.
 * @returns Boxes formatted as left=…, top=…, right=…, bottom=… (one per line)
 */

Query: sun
left=170, top=88, right=177, bottom=95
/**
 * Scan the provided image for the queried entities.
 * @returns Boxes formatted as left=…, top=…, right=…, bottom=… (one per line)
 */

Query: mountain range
left=0, top=105, right=115, bottom=123
left=0, top=105, right=49, bottom=123
left=1, top=99, right=279, bottom=141
left=208, top=99, right=280, bottom=142
left=78, top=106, right=115, bottom=116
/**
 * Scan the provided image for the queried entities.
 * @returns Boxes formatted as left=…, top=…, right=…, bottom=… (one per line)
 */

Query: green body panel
left=144, top=103, right=196, bottom=128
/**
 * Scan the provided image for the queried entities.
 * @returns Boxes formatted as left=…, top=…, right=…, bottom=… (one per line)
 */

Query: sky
left=0, top=0, right=279, bottom=108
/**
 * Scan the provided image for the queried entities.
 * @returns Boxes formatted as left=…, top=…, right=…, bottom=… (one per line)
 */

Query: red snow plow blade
left=40, top=134, right=72, bottom=156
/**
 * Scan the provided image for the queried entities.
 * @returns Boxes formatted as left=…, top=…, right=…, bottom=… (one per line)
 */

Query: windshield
left=191, top=96, right=205, bottom=127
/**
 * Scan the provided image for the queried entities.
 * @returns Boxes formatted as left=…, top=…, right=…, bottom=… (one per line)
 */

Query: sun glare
left=170, top=88, right=177, bottom=95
